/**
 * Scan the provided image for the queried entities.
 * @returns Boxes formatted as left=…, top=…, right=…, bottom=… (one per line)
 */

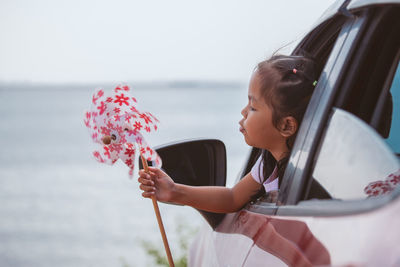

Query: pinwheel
left=83, top=84, right=162, bottom=176
left=84, top=84, right=174, bottom=266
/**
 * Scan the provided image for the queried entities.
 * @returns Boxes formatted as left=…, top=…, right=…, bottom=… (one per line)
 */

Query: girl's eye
left=250, top=106, right=256, bottom=111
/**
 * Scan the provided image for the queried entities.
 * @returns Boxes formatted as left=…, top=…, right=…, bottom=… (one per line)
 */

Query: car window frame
left=277, top=185, right=400, bottom=216
left=370, top=50, right=400, bottom=139
left=278, top=6, right=400, bottom=216
left=279, top=13, right=368, bottom=206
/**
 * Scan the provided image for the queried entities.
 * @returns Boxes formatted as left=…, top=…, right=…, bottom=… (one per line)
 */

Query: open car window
left=308, top=6, right=400, bottom=202
left=247, top=5, right=400, bottom=215
left=264, top=5, right=400, bottom=218
left=244, top=12, right=347, bottom=212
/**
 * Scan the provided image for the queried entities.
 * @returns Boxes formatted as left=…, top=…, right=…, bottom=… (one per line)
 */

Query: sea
left=1, top=80, right=399, bottom=267
left=0, top=82, right=251, bottom=267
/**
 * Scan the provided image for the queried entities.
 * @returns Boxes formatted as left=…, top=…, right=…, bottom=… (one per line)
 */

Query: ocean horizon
left=0, top=82, right=251, bottom=266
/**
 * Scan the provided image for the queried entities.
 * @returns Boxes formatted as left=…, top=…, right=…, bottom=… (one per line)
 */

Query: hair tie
left=292, top=68, right=297, bottom=74
left=313, top=80, right=317, bottom=86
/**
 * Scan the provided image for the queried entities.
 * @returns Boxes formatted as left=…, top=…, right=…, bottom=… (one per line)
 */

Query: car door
left=241, top=3, right=400, bottom=266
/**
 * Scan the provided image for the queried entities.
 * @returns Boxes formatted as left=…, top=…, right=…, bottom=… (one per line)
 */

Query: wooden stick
left=141, top=154, right=175, bottom=267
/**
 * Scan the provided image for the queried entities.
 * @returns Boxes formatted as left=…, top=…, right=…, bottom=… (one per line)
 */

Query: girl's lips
left=239, top=121, right=245, bottom=133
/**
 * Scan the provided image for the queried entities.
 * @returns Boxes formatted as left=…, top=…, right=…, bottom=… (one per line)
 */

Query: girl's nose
left=241, top=105, right=248, bottom=117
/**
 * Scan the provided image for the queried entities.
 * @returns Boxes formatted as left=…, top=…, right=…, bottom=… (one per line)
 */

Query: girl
left=138, top=54, right=317, bottom=213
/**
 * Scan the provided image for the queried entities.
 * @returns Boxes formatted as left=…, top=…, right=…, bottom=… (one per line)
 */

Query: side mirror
left=140, top=139, right=227, bottom=229
left=155, top=139, right=226, bottom=187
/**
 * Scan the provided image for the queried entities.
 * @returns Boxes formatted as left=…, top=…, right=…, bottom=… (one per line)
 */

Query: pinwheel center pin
left=101, top=135, right=116, bottom=145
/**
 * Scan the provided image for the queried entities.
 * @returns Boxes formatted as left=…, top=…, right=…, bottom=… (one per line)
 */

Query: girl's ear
left=278, top=116, right=298, bottom=137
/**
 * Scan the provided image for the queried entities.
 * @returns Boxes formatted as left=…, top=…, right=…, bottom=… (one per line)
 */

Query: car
left=142, top=0, right=400, bottom=266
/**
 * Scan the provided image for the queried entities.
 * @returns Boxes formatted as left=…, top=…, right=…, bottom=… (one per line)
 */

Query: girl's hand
left=138, top=167, right=175, bottom=202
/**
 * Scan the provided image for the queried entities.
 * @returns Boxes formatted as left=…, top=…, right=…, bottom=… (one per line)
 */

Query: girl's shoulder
left=251, top=154, right=279, bottom=193
left=250, top=155, right=264, bottom=184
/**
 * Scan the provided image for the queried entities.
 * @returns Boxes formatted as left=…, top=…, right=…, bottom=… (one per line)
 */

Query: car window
left=308, top=5, right=400, bottom=201
left=244, top=15, right=346, bottom=209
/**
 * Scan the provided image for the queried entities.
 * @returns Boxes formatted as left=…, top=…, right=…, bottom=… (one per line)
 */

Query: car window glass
left=385, top=61, right=400, bottom=154
left=311, top=108, right=399, bottom=200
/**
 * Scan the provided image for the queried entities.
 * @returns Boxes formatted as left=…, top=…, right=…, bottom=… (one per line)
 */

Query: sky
left=0, top=0, right=337, bottom=84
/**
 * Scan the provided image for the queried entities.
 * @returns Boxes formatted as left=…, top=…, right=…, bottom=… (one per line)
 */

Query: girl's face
left=239, top=71, right=288, bottom=159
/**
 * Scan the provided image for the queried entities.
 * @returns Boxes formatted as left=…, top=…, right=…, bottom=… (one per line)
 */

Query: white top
left=250, top=156, right=279, bottom=192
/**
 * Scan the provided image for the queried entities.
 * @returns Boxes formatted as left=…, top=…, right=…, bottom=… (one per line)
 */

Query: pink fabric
left=250, top=156, right=279, bottom=192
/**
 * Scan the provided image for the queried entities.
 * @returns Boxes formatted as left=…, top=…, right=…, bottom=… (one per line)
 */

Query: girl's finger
left=147, top=167, right=165, bottom=177
left=142, top=192, right=155, bottom=198
left=139, top=184, right=156, bottom=192
left=139, top=170, right=157, bottom=181
left=138, top=176, right=154, bottom=186
left=138, top=169, right=151, bottom=178
left=147, top=166, right=158, bottom=172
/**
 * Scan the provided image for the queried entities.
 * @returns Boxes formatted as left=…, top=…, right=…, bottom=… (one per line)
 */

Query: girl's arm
left=138, top=167, right=261, bottom=213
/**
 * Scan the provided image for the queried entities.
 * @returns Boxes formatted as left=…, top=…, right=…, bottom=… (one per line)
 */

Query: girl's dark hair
left=252, top=54, right=317, bottom=200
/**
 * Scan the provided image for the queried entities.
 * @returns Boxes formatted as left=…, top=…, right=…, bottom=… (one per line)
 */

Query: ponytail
left=251, top=54, right=317, bottom=200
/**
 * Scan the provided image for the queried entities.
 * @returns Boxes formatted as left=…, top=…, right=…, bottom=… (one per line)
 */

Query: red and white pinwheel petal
left=84, top=110, right=100, bottom=143
left=92, top=145, right=119, bottom=165
left=123, top=129, right=140, bottom=144
left=84, top=110, right=92, bottom=129
left=93, top=150, right=106, bottom=163
left=138, top=144, right=162, bottom=167
left=91, top=89, right=108, bottom=122
left=134, top=112, right=159, bottom=133
left=119, top=143, right=136, bottom=172
left=139, top=142, right=162, bottom=167
left=87, top=85, right=160, bottom=133
left=105, top=85, right=138, bottom=117
left=84, top=89, right=109, bottom=145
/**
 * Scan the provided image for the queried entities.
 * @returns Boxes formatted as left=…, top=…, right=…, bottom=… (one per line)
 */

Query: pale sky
left=0, top=0, right=337, bottom=84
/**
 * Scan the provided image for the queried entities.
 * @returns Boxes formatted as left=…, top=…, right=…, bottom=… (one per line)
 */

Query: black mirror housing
left=139, top=139, right=227, bottom=229
left=142, top=139, right=227, bottom=187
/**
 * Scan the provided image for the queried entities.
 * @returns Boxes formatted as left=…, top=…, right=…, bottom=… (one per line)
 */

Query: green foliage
left=140, top=220, right=198, bottom=267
